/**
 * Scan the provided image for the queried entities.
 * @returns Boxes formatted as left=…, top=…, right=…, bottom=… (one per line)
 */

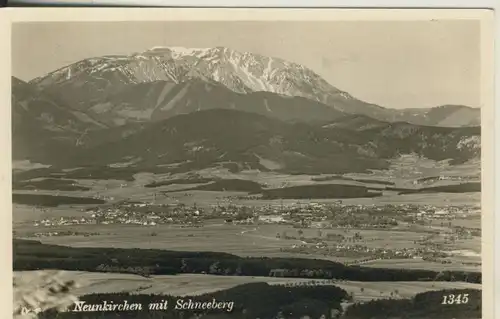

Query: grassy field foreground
left=15, top=270, right=481, bottom=303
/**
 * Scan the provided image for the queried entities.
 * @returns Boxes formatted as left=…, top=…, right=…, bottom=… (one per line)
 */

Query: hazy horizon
left=12, top=20, right=481, bottom=109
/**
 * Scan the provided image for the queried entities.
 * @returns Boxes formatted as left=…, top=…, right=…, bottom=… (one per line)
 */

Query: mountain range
left=28, top=46, right=480, bottom=127
left=11, top=77, right=106, bottom=163
left=12, top=46, right=481, bottom=175
left=67, top=109, right=479, bottom=174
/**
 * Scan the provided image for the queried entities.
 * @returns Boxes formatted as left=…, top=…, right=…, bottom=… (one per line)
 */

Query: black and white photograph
left=9, top=9, right=494, bottom=319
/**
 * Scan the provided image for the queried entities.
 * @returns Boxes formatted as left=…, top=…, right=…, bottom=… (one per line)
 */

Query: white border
left=0, top=6, right=497, bottom=319
left=5, top=0, right=500, bottom=8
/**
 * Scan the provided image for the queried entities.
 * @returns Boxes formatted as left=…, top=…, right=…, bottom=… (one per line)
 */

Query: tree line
left=14, top=239, right=481, bottom=284
left=38, top=283, right=348, bottom=319
left=344, top=288, right=481, bottom=319
left=35, top=285, right=481, bottom=319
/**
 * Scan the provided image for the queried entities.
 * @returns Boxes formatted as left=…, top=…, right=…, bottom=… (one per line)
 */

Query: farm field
left=12, top=155, right=482, bottom=274
left=15, top=223, right=305, bottom=257
left=14, top=221, right=480, bottom=270
left=12, top=188, right=480, bottom=224
left=15, top=223, right=333, bottom=261
left=361, top=258, right=480, bottom=272
left=11, top=27, right=484, bottom=319
left=147, top=156, right=480, bottom=190
left=148, top=191, right=480, bottom=208
left=429, top=217, right=481, bottom=229
left=358, top=156, right=480, bottom=185
left=13, top=270, right=481, bottom=303
left=11, top=154, right=481, bottom=212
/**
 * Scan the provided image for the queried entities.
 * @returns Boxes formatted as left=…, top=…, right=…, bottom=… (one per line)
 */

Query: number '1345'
left=442, top=293, right=469, bottom=305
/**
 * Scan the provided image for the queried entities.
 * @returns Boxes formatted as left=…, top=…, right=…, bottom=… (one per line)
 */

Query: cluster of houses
left=410, top=205, right=480, bottom=220
left=30, top=202, right=479, bottom=247
left=34, top=217, right=92, bottom=227
left=223, top=202, right=479, bottom=231
left=25, top=230, right=100, bottom=238
left=278, top=235, right=477, bottom=265
left=280, top=243, right=425, bottom=260
left=413, top=175, right=477, bottom=186
left=32, top=202, right=205, bottom=227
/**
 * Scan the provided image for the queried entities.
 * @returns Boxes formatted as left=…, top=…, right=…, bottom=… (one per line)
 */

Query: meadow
left=14, top=270, right=481, bottom=303
left=15, top=223, right=314, bottom=258
left=11, top=154, right=481, bottom=205
left=12, top=155, right=482, bottom=277
left=14, top=221, right=480, bottom=271
left=361, top=258, right=480, bottom=272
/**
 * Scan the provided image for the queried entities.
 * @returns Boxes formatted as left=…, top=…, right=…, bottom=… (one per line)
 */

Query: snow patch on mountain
left=30, top=46, right=348, bottom=107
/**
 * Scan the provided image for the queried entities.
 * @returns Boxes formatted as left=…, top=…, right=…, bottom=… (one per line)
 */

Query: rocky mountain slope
left=13, top=46, right=481, bottom=174
left=29, top=46, right=479, bottom=127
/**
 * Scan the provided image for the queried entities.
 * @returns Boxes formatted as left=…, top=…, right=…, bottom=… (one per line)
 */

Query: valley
left=13, top=154, right=481, bottom=271
left=11, top=41, right=483, bottom=319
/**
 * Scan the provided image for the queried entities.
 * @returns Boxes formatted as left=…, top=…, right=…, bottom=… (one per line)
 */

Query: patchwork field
left=12, top=155, right=481, bottom=210
left=14, top=221, right=480, bottom=271
left=14, top=270, right=481, bottom=303
left=15, top=223, right=319, bottom=259
left=361, top=258, right=480, bottom=272
left=12, top=155, right=482, bottom=275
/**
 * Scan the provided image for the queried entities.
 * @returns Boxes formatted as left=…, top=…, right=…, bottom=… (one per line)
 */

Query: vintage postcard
left=2, top=8, right=495, bottom=319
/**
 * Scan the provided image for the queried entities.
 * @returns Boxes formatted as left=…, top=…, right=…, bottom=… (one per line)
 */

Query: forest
left=14, top=239, right=481, bottom=283
left=35, top=284, right=481, bottom=319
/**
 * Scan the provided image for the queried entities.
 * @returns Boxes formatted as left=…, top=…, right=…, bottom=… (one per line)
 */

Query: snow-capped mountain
left=13, top=75, right=480, bottom=168
left=33, top=46, right=345, bottom=96
left=29, top=46, right=479, bottom=127
left=30, top=46, right=383, bottom=115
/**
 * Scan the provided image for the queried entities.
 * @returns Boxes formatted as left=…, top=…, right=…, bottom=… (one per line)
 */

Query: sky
left=12, top=20, right=480, bottom=109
